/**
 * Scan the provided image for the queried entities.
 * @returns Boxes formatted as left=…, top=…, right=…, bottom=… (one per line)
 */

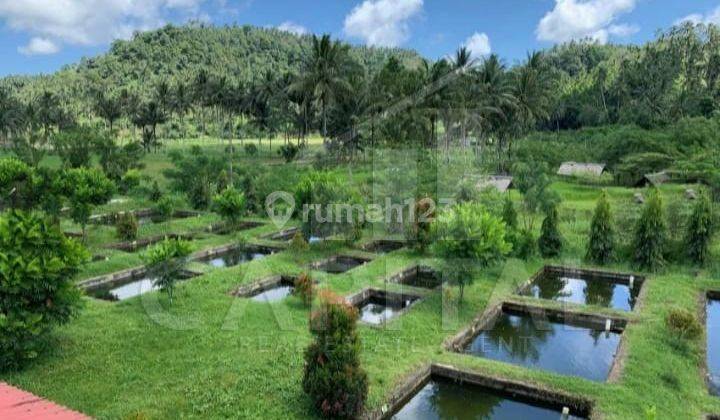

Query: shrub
left=303, top=291, right=368, bottom=419
left=665, top=308, right=702, bottom=340
left=0, top=157, right=33, bottom=209
left=587, top=191, right=615, bottom=264
left=501, top=196, right=518, bottom=230
left=538, top=202, right=563, bottom=258
left=116, top=212, right=139, bottom=241
left=405, top=196, right=435, bottom=253
left=118, top=169, right=142, bottom=194
left=154, top=196, right=177, bottom=221
left=633, top=189, right=667, bottom=271
left=289, top=231, right=309, bottom=252
left=0, top=211, right=87, bottom=370
left=244, top=143, right=258, bottom=157
left=513, top=229, right=536, bottom=259
left=293, top=273, right=314, bottom=306
left=686, top=192, right=714, bottom=265
left=455, top=179, right=479, bottom=203
left=212, top=188, right=246, bottom=228
left=142, top=239, right=192, bottom=304
left=61, top=167, right=116, bottom=240
left=295, top=172, right=358, bottom=239
left=149, top=180, right=163, bottom=201
left=278, top=144, right=300, bottom=163
left=432, top=202, right=511, bottom=302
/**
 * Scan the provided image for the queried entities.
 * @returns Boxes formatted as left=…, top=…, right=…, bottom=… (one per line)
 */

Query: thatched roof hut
left=476, top=175, right=513, bottom=193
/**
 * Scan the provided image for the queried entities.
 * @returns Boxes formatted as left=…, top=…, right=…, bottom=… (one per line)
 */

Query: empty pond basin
left=708, top=296, right=720, bottom=396
left=391, top=266, right=442, bottom=289
left=201, top=246, right=276, bottom=268
left=311, top=256, right=371, bottom=274
left=520, top=268, right=641, bottom=311
left=463, top=307, right=622, bottom=382
left=353, top=291, right=420, bottom=325
left=392, top=377, right=586, bottom=420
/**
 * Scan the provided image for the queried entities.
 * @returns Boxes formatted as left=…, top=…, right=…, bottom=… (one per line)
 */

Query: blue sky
left=1, top=0, right=719, bottom=77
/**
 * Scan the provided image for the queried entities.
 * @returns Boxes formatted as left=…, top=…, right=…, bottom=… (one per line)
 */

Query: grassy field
left=2, top=144, right=720, bottom=419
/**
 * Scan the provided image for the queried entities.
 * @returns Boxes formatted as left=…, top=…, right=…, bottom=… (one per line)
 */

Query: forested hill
left=1, top=23, right=420, bottom=98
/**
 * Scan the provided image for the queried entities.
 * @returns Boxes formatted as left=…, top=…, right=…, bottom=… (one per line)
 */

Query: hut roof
left=557, top=162, right=606, bottom=177
left=476, top=175, right=514, bottom=193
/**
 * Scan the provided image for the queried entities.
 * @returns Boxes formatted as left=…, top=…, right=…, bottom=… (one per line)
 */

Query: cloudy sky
left=1, top=0, right=718, bottom=76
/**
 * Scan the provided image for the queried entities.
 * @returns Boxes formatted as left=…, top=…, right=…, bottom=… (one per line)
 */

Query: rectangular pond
left=458, top=304, right=624, bottom=382
left=199, top=245, right=279, bottom=268
left=519, top=266, right=643, bottom=312
left=85, top=271, right=198, bottom=301
left=362, top=239, right=405, bottom=254
left=709, top=294, right=720, bottom=396
left=346, top=289, right=421, bottom=325
left=309, top=255, right=372, bottom=274
left=388, top=265, right=442, bottom=289
left=391, top=376, right=587, bottom=420
left=232, top=275, right=300, bottom=303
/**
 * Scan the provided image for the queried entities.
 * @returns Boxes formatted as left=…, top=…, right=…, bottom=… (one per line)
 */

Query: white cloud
left=0, top=0, right=207, bottom=54
left=18, top=37, right=59, bottom=55
left=277, top=21, right=308, bottom=36
left=676, top=6, right=720, bottom=26
left=343, top=0, right=423, bottom=47
left=537, top=0, right=638, bottom=44
left=464, top=32, right=491, bottom=58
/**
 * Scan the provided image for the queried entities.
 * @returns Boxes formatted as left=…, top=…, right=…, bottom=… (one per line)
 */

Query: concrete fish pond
left=381, top=364, right=591, bottom=420
left=387, top=265, right=443, bottom=290
left=308, top=255, right=373, bottom=274
left=104, top=233, right=195, bottom=253
left=449, top=303, right=627, bottom=382
left=262, top=227, right=300, bottom=241
left=80, top=267, right=200, bottom=301
left=345, top=289, right=422, bottom=325
left=518, top=266, right=644, bottom=312
left=197, top=244, right=282, bottom=268
left=362, top=239, right=405, bottom=254
left=89, top=209, right=200, bottom=225
left=231, top=275, right=301, bottom=303
left=708, top=291, right=720, bottom=397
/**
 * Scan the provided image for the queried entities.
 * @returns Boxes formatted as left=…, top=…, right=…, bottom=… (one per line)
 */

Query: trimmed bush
left=303, top=291, right=368, bottom=419
left=502, top=196, right=518, bottom=230
left=587, top=191, right=615, bottom=264
left=665, top=308, right=702, bottom=340
left=142, top=239, right=192, bottom=304
left=686, top=192, right=714, bottom=265
left=0, top=211, right=87, bottom=371
left=154, top=196, right=177, bottom=221
left=149, top=180, right=163, bottom=201
left=289, top=231, right=309, bottom=252
left=278, top=144, right=300, bottom=163
left=115, top=212, right=139, bottom=241
left=538, top=202, right=563, bottom=258
left=212, top=187, right=246, bottom=228
left=293, top=273, right=314, bottom=306
left=633, top=189, right=667, bottom=271
left=405, top=196, right=435, bottom=253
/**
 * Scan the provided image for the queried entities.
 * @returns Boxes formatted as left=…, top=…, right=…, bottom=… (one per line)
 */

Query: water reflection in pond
left=392, top=377, right=586, bottom=419
left=203, top=247, right=274, bottom=268
left=521, top=271, right=640, bottom=311
left=708, top=298, right=720, bottom=396
left=359, top=297, right=415, bottom=325
left=465, top=310, right=621, bottom=381
left=313, top=256, right=368, bottom=274
left=251, top=285, right=294, bottom=302
left=90, top=277, right=159, bottom=301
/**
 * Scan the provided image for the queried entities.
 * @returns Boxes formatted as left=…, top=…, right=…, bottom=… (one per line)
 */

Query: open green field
left=2, top=144, right=720, bottom=420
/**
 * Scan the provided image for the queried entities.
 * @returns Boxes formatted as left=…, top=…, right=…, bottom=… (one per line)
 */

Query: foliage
left=115, top=212, right=139, bottom=241
left=501, top=196, right=518, bottom=230
left=0, top=157, right=33, bottom=209
left=455, top=179, right=479, bottom=203
left=0, top=211, right=86, bottom=371
left=685, top=192, right=714, bottom=265
left=154, top=195, right=178, bottom=221
left=118, top=169, right=142, bottom=194
left=95, top=138, right=145, bottom=183
left=142, top=239, right=192, bottom=303
left=61, top=167, right=115, bottom=238
left=278, top=143, right=300, bottom=163
left=431, top=202, right=511, bottom=301
left=586, top=191, right=615, bottom=264
left=303, top=291, right=368, bottom=419
left=149, top=180, right=163, bottom=201
left=288, top=231, right=309, bottom=252
left=51, top=126, right=102, bottom=169
left=244, top=143, right=258, bottom=157
left=405, top=196, right=435, bottom=253
left=633, top=189, right=667, bottom=270
left=665, top=308, right=702, bottom=340
left=538, top=202, right=563, bottom=257
left=294, top=171, right=359, bottom=239
left=212, top=188, right=246, bottom=228
left=513, top=228, right=537, bottom=259
left=293, top=273, right=314, bottom=307
left=164, top=146, right=223, bottom=209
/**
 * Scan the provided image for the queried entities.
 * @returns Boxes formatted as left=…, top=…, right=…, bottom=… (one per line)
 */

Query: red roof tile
left=0, top=383, right=90, bottom=420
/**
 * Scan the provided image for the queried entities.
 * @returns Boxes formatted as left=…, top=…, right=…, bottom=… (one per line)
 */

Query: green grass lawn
left=2, top=147, right=719, bottom=419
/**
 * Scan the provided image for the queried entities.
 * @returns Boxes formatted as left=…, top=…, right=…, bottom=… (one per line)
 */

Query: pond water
left=365, top=240, right=404, bottom=254
left=89, top=277, right=159, bottom=301
left=464, top=309, right=621, bottom=382
left=359, top=297, right=416, bottom=325
left=251, top=285, right=294, bottom=302
left=313, top=256, right=367, bottom=274
left=202, top=247, right=273, bottom=268
left=392, top=377, right=586, bottom=419
left=709, top=298, right=720, bottom=396
left=396, top=269, right=442, bottom=289
left=520, top=270, right=640, bottom=311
